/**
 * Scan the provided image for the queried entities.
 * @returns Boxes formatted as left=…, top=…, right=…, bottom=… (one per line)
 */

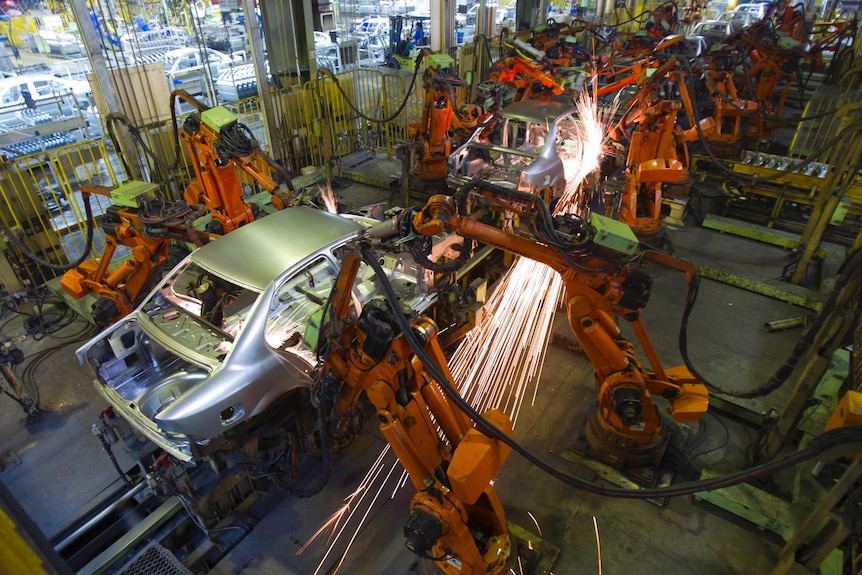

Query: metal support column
left=431, top=0, right=452, bottom=53
left=68, top=0, right=142, bottom=179
left=242, top=0, right=277, bottom=153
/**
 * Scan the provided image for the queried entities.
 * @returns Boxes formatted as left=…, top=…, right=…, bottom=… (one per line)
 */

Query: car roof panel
left=191, top=207, right=364, bottom=291
left=502, top=100, right=573, bottom=124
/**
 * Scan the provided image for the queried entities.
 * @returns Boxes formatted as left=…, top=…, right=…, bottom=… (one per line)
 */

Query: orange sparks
left=450, top=93, right=608, bottom=423
left=319, top=182, right=338, bottom=214
left=594, top=516, right=603, bottom=575
left=528, top=510, right=543, bottom=536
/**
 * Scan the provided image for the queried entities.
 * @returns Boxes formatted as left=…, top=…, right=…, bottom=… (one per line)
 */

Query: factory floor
left=0, top=164, right=848, bottom=575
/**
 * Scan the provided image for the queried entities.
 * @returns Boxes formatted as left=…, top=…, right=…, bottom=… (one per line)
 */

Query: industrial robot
left=324, top=252, right=513, bottom=574
left=60, top=181, right=214, bottom=326
left=61, top=92, right=297, bottom=325
left=320, top=181, right=710, bottom=573
left=177, top=93, right=295, bottom=234
left=403, top=54, right=481, bottom=187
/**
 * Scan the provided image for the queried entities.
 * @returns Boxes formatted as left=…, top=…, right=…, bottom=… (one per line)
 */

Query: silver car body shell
left=447, top=100, right=577, bottom=195
left=78, top=207, right=433, bottom=462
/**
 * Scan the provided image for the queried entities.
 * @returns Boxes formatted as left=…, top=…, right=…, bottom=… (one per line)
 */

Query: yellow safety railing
left=0, top=139, right=116, bottom=287
left=0, top=64, right=430, bottom=290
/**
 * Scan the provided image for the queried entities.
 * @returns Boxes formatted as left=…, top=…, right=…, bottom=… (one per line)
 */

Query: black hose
left=690, top=249, right=862, bottom=399
left=0, top=194, right=96, bottom=272
left=104, top=89, right=205, bottom=175
left=96, top=430, right=132, bottom=487
left=317, top=52, right=424, bottom=125
left=358, top=246, right=862, bottom=498
left=679, top=56, right=862, bottom=186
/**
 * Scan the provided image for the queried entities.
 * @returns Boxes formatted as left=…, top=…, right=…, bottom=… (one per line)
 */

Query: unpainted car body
left=448, top=100, right=579, bottom=201
left=77, top=207, right=436, bottom=463
left=688, top=19, right=739, bottom=45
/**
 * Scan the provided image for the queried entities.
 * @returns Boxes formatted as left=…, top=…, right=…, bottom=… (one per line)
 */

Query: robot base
left=406, top=175, right=450, bottom=203
left=584, top=405, right=670, bottom=470
left=416, top=522, right=559, bottom=575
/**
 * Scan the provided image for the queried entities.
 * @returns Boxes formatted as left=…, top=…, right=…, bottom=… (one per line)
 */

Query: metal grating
left=117, top=542, right=193, bottom=575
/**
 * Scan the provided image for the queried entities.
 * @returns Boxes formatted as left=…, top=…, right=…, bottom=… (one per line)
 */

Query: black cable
left=104, top=89, right=206, bottom=175
left=317, top=53, right=424, bottom=125
left=679, top=56, right=862, bottom=186
left=358, top=246, right=862, bottom=498
left=680, top=249, right=862, bottom=399
left=689, top=412, right=730, bottom=459
left=0, top=194, right=96, bottom=272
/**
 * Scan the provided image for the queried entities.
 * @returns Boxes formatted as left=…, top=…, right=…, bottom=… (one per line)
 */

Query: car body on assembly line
left=448, top=99, right=580, bottom=203
left=77, top=207, right=436, bottom=463
left=687, top=19, right=739, bottom=45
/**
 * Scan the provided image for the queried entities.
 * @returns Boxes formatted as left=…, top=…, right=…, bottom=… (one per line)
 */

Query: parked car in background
left=729, top=2, right=769, bottom=22
left=0, top=73, right=93, bottom=119
left=355, top=16, right=389, bottom=41
left=314, top=30, right=335, bottom=47
left=76, top=207, right=436, bottom=463
left=718, top=10, right=757, bottom=28
left=162, top=47, right=243, bottom=94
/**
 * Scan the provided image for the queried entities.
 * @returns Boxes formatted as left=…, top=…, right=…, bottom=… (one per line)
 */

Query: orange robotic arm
left=324, top=252, right=512, bottom=575
left=406, top=185, right=708, bottom=468
left=179, top=99, right=294, bottom=234
left=59, top=183, right=214, bottom=325
left=488, top=56, right=564, bottom=102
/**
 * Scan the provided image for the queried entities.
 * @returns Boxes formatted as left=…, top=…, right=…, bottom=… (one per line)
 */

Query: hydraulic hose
left=317, top=51, right=424, bottom=125
left=0, top=193, right=96, bottom=271
left=359, top=246, right=862, bottom=498
left=688, top=248, right=862, bottom=399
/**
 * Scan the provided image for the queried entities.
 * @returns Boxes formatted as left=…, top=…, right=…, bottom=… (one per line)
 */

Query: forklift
left=384, top=14, right=430, bottom=69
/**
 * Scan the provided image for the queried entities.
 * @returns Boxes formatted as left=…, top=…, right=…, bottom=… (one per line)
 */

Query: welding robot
left=60, top=181, right=215, bottom=325
left=403, top=54, right=484, bottom=191
left=322, top=252, right=513, bottom=575
left=61, top=92, right=297, bottom=325
left=597, top=48, right=714, bottom=235
left=176, top=90, right=295, bottom=234
left=321, top=181, right=709, bottom=573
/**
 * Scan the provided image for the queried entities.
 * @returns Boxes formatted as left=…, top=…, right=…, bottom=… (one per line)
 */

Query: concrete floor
left=0, top=168, right=846, bottom=575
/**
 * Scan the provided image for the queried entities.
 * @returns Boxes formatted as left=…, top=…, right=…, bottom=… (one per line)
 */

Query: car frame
left=77, top=207, right=436, bottom=463
left=448, top=100, right=578, bottom=202
left=688, top=19, right=739, bottom=44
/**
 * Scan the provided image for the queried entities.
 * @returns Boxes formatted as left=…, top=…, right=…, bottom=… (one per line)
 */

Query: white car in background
left=0, top=74, right=93, bottom=113
left=729, top=2, right=769, bottom=21
left=162, top=47, right=243, bottom=93
left=314, top=30, right=336, bottom=48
